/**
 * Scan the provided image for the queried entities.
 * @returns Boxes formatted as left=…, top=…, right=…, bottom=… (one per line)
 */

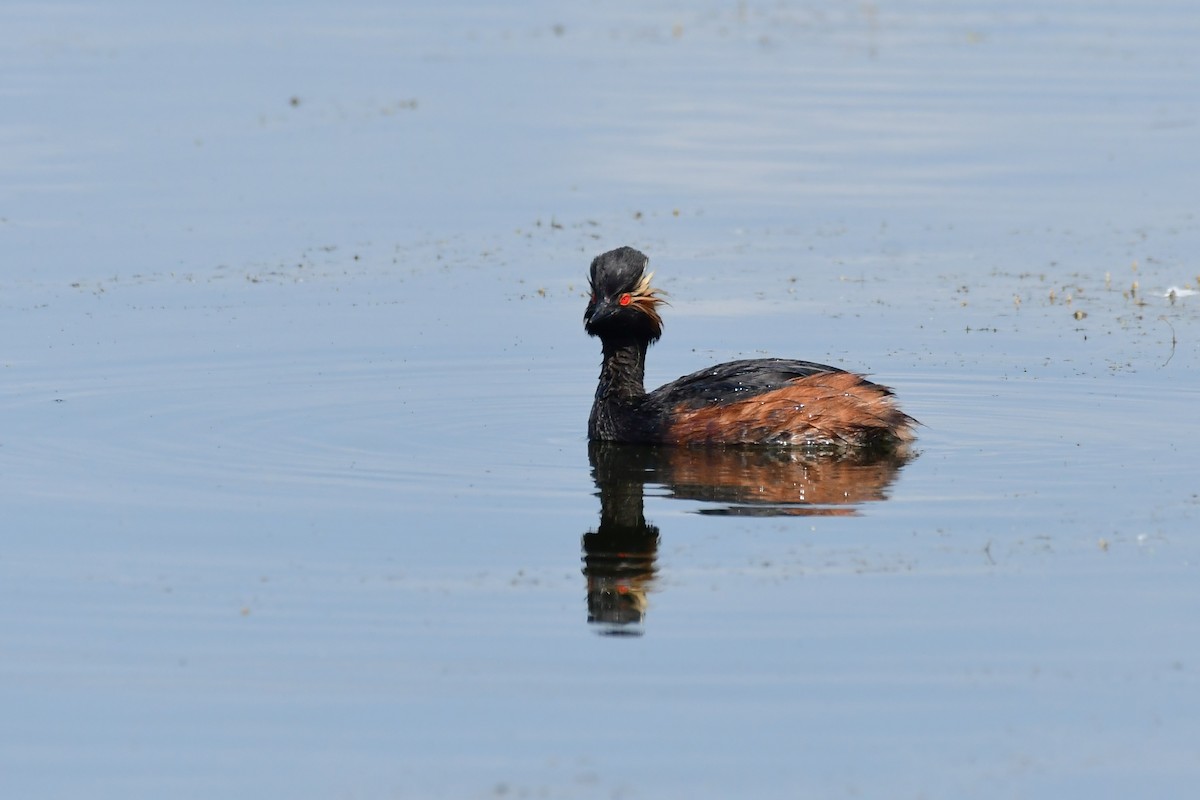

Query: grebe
left=584, top=246, right=916, bottom=451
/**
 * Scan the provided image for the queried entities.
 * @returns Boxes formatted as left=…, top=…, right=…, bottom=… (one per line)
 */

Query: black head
left=584, top=247, right=666, bottom=343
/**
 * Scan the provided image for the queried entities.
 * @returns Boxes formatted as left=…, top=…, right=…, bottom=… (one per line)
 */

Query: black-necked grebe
left=583, top=246, right=916, bottom=451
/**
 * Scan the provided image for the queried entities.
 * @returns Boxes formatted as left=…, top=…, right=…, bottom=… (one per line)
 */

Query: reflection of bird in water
left=584, top=246, right=917, bottom=451
left=653, top=446, right=910, bottom=516
left=582, top=442, right=913, bottom=633
left=583, top=445, right=659, bottom=636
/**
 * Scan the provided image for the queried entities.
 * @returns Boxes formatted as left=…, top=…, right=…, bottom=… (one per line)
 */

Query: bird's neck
left=597, top=337, right=649, bottom=400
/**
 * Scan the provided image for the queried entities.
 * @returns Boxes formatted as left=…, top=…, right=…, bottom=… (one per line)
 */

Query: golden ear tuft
left=633, top=271, right=661, bottom=298
left=629, top=271, right=668, bottom=329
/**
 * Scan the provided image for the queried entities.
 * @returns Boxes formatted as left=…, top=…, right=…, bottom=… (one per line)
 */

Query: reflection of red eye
left=619, top=293, right=632, bottom=307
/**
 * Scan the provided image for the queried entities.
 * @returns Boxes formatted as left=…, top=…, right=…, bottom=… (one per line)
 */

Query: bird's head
left=584, top=246, right=667, bottom=343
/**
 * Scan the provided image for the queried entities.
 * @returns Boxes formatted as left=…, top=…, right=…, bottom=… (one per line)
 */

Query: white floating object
left=1163, top=286, right=1198, bottom=297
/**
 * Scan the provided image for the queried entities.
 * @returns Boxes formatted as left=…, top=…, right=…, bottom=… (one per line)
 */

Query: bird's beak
left=584, top=297, right=615, bottom=332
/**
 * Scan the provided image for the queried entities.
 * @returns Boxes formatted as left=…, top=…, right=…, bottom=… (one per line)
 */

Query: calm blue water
left=3, top=2, right=1199, bottom=798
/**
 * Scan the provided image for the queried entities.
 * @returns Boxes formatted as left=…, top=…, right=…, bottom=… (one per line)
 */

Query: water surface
left=2, top=2, right=1199, bottom=798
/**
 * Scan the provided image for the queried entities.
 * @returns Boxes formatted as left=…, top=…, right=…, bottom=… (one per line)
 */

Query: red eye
left=618, top=293, right=632, bottom=307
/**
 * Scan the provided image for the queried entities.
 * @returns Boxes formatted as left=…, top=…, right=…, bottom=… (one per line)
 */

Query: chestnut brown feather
left=663, top=372, right=915, bottom=449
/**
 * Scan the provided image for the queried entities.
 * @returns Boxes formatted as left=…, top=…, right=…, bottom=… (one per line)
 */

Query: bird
left=583, top=246, right=917, bottom=452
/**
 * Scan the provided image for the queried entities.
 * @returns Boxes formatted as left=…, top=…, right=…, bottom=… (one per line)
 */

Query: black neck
left=597, top=337, right=649, bottom=400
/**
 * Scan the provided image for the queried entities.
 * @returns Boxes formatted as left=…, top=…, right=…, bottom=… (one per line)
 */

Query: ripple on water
left=2, top=351, right=588, bottom=512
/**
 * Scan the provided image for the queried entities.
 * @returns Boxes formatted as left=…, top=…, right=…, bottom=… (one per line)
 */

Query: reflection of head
left=583, top=518, right=659, bottom=634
